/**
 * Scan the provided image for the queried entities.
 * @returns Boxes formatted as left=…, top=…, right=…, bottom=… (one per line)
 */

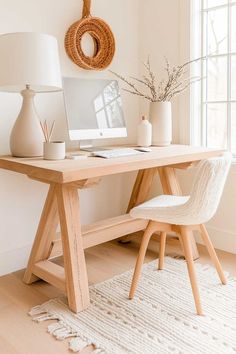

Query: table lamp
left=0, top=32, right=62, bottom=157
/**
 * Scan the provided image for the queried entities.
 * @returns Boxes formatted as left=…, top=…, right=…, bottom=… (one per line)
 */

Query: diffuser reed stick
left=40, top=120, right=55, bottom=142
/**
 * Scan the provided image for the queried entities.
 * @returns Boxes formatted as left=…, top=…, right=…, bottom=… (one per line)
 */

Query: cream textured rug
left=29, top=257, right=236, bottom=353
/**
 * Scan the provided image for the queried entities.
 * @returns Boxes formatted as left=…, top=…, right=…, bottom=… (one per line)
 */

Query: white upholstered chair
left=129, top=153, right=231, bottom=315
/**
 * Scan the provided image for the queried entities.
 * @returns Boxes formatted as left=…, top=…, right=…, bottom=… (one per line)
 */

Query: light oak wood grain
left=158, top=232, right=167, bottom=270
left=0, top=145, right=223, bottom=314
left=56, top=185, right=90, bottom=313
left=158, top=166, right=182, bottom=195
left=129, top=221, right=159, bottom=299
left=129, top=221, right=225, bottom=315
left=126, top=168, right=158, bottom=212
left=199, top=224, right=226, bottom=284
left=179, top=226, right=203, bottom=315
left=50, top=215, right=148, bottom=258
left=23, top=184, right=59, bottom=284
left=0, top=145, right=223, bottom=183
left=33, top=261, right=65, bottom=292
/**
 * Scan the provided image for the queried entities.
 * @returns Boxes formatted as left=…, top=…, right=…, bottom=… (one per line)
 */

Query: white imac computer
left=63, top=77, right=127, bottom=150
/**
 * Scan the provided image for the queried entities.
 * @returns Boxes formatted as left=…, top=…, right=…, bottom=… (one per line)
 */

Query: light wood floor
left=1, top=234, right=236, bottom=354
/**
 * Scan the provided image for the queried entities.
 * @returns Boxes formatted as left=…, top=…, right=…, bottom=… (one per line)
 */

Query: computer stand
left=79, top=140, right=110, bottom=152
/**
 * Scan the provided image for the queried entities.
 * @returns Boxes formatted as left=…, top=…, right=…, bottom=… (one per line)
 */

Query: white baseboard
left=196, top=225, right=236, bottom=254
left=0, top=244, right=31, bottom=277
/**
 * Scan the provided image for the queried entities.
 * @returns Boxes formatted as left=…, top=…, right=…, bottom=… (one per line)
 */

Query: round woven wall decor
left=65, top=0, right=115, bottom=70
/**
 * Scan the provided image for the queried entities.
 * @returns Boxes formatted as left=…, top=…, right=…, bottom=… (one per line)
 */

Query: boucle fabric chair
left=129, top=153, right=231, bottom=315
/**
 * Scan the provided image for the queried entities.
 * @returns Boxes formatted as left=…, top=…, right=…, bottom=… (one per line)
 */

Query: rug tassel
left=48, top=322, right=75, bottom=340
left=28, top=305, right=46, bottom=317
left=29, top=305, right=93, bottom=350
left=28, top=304, right=57, bottom=322
left=92, top=348, right=106, bottom=353
left=69, top=337, right=90, bottom=352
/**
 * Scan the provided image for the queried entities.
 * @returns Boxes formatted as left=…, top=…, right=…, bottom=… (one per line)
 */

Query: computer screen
left=63, top=77, right=127, bottom=141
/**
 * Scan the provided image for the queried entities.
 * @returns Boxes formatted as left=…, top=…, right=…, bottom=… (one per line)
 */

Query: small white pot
left=149, top=101, right=172, bottom=146
left=43, top=141, right=65, bottom=160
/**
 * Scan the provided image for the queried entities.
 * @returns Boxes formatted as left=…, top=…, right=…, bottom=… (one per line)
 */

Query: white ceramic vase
left=137, top=116, right=152, bottom=147
left=149, top=101, right=172, bottom=146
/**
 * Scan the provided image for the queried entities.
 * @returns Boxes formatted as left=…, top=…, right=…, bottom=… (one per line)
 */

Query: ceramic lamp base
left=10, top=87, right=44, bottom=157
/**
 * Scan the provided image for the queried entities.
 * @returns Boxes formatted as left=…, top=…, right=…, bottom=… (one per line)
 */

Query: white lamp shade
left=0, top=32, right=62, bottom=92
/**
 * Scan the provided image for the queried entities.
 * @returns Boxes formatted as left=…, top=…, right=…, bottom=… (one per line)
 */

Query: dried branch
left=110, top=56, right=204, bottom=102
left=110, top=70, right=153, bottom=101
left=122, top=88, right=153, bottom=101
left=130, top=76, right=151, bottom=89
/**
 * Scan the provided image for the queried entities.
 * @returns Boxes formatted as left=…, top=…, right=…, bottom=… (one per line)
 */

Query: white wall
left=1, top=0, right=235, bottom=276
left=0, top=0, right=140, bottom=275
left=139, top=0, right=185, bottom=143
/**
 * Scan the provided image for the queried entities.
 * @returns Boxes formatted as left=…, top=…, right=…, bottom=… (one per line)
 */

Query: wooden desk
left=0, top=145, right=222, bottom=313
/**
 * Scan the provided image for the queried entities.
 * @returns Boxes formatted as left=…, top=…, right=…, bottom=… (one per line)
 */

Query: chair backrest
left=186, top=152, right=232, bottom=224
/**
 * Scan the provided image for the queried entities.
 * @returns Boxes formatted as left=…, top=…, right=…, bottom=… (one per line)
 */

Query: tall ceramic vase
left=149, top=101, right=172, bottom=146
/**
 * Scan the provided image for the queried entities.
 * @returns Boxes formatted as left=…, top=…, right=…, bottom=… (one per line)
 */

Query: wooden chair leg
left=129, top=221, right=157, bottom=299
left=158, top=232, right=166, bottom=270
left=180, top=226, right=203, bottom=315
left=200, top=224, right=226, bottom=285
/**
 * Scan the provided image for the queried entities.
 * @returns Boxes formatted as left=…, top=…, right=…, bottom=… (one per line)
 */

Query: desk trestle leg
left=56, top=185, right=90, bottom=313
left=23, top=182, right=90, bottom=313
left=23, top=184, right=59, bottom=284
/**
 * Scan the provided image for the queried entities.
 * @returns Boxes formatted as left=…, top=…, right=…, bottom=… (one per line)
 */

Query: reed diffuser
left=40, top=120, right=55, bottom=143
left=40, top=120, right=65, bottom=160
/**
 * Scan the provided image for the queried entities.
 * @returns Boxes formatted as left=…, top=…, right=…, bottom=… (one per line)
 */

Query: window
left=191, top=0, right=236, bottom=155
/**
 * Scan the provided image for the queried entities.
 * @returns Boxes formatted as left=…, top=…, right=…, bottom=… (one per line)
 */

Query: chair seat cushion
left=130, top=195, right=190, bottom=223
left=130, top=153, right=232, bottom=225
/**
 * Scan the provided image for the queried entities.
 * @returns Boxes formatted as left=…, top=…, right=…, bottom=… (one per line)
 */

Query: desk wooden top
left=0, top=145, right=223, bottom=184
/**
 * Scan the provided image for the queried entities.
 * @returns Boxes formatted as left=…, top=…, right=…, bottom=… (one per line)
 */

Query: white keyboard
left=92, top=148, right=144, bottom=159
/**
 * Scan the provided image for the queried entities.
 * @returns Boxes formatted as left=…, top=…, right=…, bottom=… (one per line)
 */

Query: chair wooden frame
left=129, top=221, right=226, bottom=315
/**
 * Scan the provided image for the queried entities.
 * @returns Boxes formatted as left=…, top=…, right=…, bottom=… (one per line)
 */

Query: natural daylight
left=0, top=1, right=236, bottom=354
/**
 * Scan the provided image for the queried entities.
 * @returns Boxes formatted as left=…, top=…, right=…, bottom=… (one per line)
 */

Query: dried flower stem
left=110, top=56, right=204, bottom=102
left=109, top=70, right=153, bottom=101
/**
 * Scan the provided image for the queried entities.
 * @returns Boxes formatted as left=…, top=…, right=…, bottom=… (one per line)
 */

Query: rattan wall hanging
left=65, top=0, right=115, bottom=70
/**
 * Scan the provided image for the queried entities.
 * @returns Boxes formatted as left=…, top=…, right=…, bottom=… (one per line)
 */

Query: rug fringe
left=29, top=304, right=58, bottom=322
left=69, top=338, right=106, bottom=353
left=48, top=322, right=76, bottom=340
left=28, top=257, right=236, bottom=354
left=69, top=337, right=91, bottom=352
left=29, top=304, right=99, bottom=352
